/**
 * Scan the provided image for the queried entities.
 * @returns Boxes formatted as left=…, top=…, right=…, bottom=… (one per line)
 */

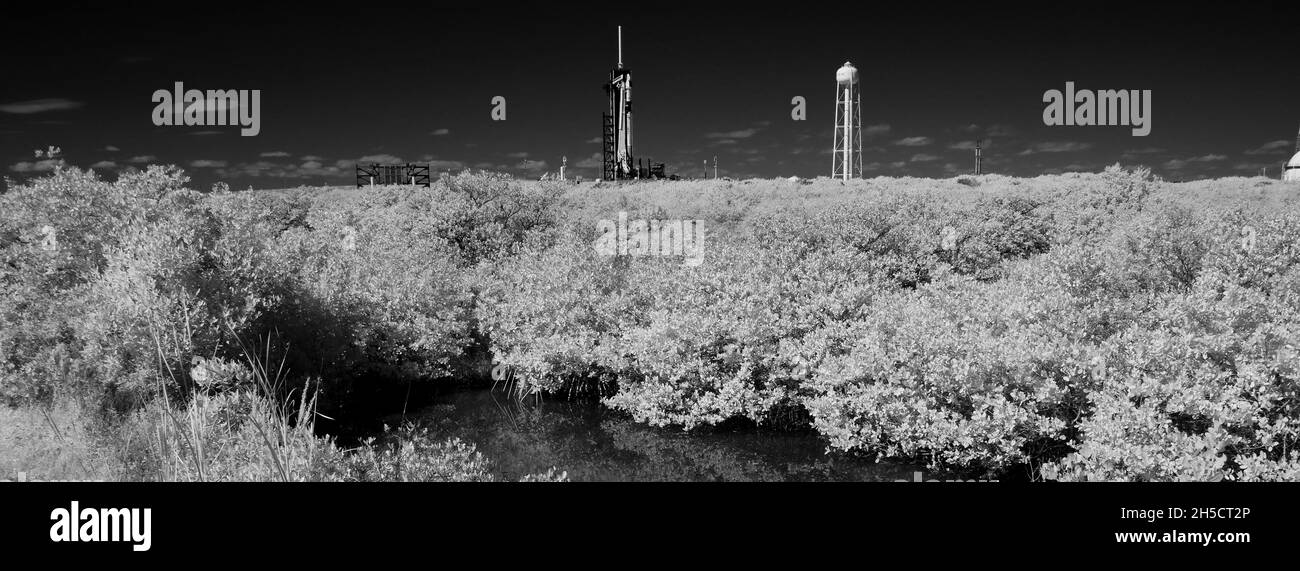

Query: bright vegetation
left=3, top=164, right=1299, bottom=481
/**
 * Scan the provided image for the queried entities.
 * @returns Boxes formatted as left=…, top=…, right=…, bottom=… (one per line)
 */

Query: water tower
left=1286, top=122, right=1300, bottom=182
left=832, top=61, right=862, bottom=180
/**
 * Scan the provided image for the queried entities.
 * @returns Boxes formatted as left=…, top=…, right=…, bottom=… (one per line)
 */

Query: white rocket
left=612, top=26, right=633, bottom=176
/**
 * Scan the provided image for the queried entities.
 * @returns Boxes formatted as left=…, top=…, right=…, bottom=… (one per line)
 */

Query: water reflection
left=397, top=388, right=941, bottom=482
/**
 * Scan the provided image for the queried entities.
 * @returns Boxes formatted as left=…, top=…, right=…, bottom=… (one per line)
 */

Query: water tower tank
left=836, top=61, right=859, bottom=85
left=1285, top=151, right=1300, bottom=182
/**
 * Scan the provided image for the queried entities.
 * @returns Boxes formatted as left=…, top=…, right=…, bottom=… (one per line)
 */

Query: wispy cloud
left=961, top=123, right=1017, bottom=138
left=705, top=128, right=761, bottom=139
left=515, top=159, right=549, bottom=176
left=357, top=154, right=404, bottom=164
left=1019, top=141, right=1093, bottom=155
left=8, top=159, right=63, bottom=173
left=0, top=98, right=84, bottom=114
left=127, top=155, right=157, bottom=164
left=104, top=145, right=120, bottom=152
left=216, top=158, right=347, bottom=180
left=1163, top=154, right=1227, bottom=170
left=1121, top=147, right=1165, bottom=158
left=574, top=152, right=603, bottom=169
left=297, top=160, right=344, bottom=176
left=90, top=160, right=117, bottom=169
left=894, top=136, right=932, bottom=147
left=260, top=151, right=291, bottom=158
left=1232, top=162, right=1274, bottom=174
left=431, top=128, right=451, bottom=136
left=1245, top=140, right=1293, bottom=156
left=909, top=153, right=940, bottom=162
left=428, top=159, right=466, bottom=171
left=189, top=160, right=228, bottom=168
left=863, top=124, right=891, bottom=138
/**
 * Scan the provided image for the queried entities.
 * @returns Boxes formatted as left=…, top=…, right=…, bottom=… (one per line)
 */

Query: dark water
left=393, top=388, right=963, bottom=482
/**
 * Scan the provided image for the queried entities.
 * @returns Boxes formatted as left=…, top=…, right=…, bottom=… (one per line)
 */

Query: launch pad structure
left=602, top=26, right=666, bottom=182
left=356, top=163, right=430, bottom=188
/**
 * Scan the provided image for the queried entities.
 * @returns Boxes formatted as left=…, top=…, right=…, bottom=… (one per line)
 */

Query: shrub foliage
left=5, top=163, right=1300, bottom=481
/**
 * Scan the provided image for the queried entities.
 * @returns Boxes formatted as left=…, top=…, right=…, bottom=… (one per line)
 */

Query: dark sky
left=2, top=1, right=1299, bottom=190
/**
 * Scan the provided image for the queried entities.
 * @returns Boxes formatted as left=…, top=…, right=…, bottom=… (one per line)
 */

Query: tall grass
left=142, top=318, right=338, bottom=482
left=0, top=400, right=112, bottom=481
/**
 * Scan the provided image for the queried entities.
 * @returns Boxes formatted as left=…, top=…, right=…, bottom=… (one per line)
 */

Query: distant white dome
left=836, top=61, right=859, bottom=85
left=1285, top=152, right=1300, bottom=182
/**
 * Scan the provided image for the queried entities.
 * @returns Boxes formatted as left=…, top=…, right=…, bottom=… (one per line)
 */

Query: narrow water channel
left=388, top=387, right=972, bottom=482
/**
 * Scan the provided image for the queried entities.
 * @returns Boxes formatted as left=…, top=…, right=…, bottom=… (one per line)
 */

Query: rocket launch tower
left=603, top=26, right=635, bottom=180
left=601, top=27, right=665, bottom=181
